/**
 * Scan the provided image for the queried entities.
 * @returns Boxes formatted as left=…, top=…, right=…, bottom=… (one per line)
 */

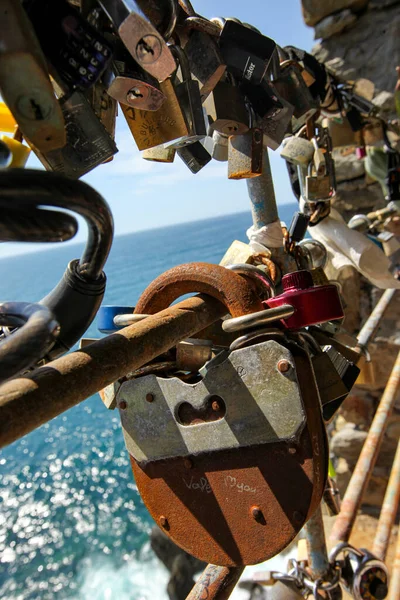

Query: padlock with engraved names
left=0, top=0, right=66, bottom=153
left=98, top=0, right=176, bottom=82
left=305, top=164, right=331, bottom=201
left=164, top=45, right=207, bottom=149
left=228, top=128, right=263, bottom=179
left=121, top=78, right=188, bottom=151
left=142, top=145, right=176, bottom=163
left=177, top=140, right=212, bottom=173
left=33, top=91, right=118, bottom=178
left=280, top=136, right=315, bottom=168
left=25, top=0, right=112, bottom=91
left=184, top=30, right=226, bottom=102
left=217, top=20, right=276, bottom=85
left=273, top=63, right=318, bottom=132
left=204, top=81, right=249, bottom=137
left=107, top=46, right=165, bottom=111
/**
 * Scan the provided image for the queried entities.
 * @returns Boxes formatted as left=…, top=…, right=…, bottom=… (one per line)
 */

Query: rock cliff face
left=301, top=0, right=400, bottom=510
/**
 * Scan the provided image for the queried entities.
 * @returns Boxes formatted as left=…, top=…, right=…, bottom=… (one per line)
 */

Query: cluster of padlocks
left=1, top=1, right=399, bottom=599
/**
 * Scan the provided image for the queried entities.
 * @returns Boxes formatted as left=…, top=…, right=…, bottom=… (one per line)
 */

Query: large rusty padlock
left=117, top=263, right=328, bottom=566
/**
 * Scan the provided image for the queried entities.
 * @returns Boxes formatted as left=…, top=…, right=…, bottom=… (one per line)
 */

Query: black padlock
left=24, top=0, right=112, bottom=91
left=184, top=30, right=226, bottom=102
left=177, top=141, right=212, bottom=174
left=204, top=80, right=249, bottom=137
left=288, top=211, right=310, bottom=243
left=218, top=20, right=276, bottom=85
left=386, top=150, right=400, bottom=201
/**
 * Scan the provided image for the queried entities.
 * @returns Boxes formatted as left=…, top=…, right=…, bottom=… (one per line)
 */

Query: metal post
left=372, top=438, right=400, bottom=561
left=247, top=147, right=279, bottom=228
left=389, top=524, right=400, bottom=600
left=0, top=295, right=226, bottom=448
left=330, top=349, right=400, bottom=544
left=304, top=505, right=331, bottom=579
left=356, top=289, right=396, bottom=352
left=185, top=564, right=244, bottom=600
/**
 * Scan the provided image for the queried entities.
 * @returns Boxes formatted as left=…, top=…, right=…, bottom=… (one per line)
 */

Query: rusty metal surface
left=135, top=263, right=263, bottom=317
left=184, top=16, right=221, bottom=37
left=129, top=344, right=328, bottom=566
left=0, top=295, right=227, bottom=449
left=356, top=289, right=397, bottom=352
left=304, top=505, right=331, bottom=579
left=388, top=522, right=400, bottom=600
left=372, top=438, right=400, bottom=561
left=330, top=349, right=400, bottom=544
left=186, top=564, right=244, bottom=600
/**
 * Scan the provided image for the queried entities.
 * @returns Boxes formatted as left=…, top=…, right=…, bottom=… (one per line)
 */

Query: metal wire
left=0, top=169, right=113, bottom=280
left=222, top=304, right=294, bottom=333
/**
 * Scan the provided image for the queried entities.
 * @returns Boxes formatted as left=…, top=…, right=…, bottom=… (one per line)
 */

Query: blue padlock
left=97, top=306, right=134, bottom=334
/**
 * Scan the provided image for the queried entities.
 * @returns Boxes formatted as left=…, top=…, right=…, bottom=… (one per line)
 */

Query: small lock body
left=204, top=81, right=249, bottom=137
left=117, top=338, right=328, bottom=567
left=34, top=91, right=118, bottom=178
left=184, top=30, right=226, bottom=102
left=87, top=80, right=117, bottom=140
left=121, top=78, right=188, bottom=150
left=274, top=64, right=318, bottom=132
left=261, top=96, right=294, bottom=151
left=0, top=0, right=66, bottom=153
left=228, top=128, right=263, bottom=179
left=177, top=140, right=211, bottom=173
left=142, top=144, right=176, bottom=163
left=281, top=136, right=315, bottom=168
left=98, top=0, right=175, bottom=82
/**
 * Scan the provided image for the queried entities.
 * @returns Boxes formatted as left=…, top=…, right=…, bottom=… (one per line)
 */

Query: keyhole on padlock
left=127, top=87, right=144, bottom=102
left=177, top=395, right=226, bottom=426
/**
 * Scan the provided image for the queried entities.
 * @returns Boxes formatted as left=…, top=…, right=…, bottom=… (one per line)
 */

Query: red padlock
left=265, top=270, right=344, bottom=329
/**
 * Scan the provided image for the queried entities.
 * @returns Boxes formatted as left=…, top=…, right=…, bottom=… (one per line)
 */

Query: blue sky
left=1, top=0, right=314, bottom=258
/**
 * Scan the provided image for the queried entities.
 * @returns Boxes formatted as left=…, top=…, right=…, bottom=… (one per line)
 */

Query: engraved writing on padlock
left=177, top=141, right=212, bottom=173
left=121, top=78, right=188, bottom=150
left=142, top=144, right=176, bottom=163
left=118, top=339, right=328, bottom=567
left=228, top=128, right=263, bottom=179
left=0, top=0, right=66, bottom=153
left=98, top=0, right=175, bottom=82
left=280, top=136, right=315, bottom=168
left=184, top=30, right=227, bottom=102
left=87, top=80, right=117, bottom=141
left=34, top=91, right=118, bottom=178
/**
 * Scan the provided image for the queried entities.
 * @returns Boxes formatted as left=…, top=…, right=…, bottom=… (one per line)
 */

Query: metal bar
left=185, top=564, right=244, bottom=600
left=247, top=147, right=279, bottom=228
left=372, top=438, right=400, bottom=560
left=0, top=295, right=226, bottom=449
left=330, top=349, right=400, bottom=544
left=356, top=289, right=396, bottom=352
left=388, top=522, right=400, bottom=600
left=304, top=505, right=331, bottom=579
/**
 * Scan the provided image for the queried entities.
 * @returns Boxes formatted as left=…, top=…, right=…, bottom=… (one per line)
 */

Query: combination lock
left=25, top=0, right=112, bottom=91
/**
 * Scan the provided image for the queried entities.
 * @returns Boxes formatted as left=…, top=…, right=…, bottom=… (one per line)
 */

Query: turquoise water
left=0, top=206, right=297, bottom=599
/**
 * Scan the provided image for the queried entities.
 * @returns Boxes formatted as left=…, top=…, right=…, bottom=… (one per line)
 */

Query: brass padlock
left=0, top=0, right=66, bottom=153
left=116, top=264, right=328, bottom=567
left=121, top=78, right=188, bottom=151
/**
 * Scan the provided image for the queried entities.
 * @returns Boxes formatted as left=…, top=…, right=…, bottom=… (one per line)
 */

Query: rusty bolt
left=212, top=400, right=220, bottom=412
left=146, top=393, right=154, bottom=403
left=119, top=400, right=127, bottom=410
left=159, top=515, right=168, bottom=528
left=136, top=35, right=162, bottom=65
left=183, top=458, right=193, bottom=469
left=277, top=359, right=290, bottom=373
left=293, top=511, right=304, bottom=524
left=251, top=506, right=263, bottom=521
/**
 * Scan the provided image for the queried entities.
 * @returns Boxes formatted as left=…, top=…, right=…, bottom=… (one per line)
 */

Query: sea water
left=0, top=207, right=298, bottom=599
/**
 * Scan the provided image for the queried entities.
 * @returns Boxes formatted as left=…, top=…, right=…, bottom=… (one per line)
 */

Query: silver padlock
left=280, top=136, right=315, bottom=168
left=330, top=543, right=389, bottom=600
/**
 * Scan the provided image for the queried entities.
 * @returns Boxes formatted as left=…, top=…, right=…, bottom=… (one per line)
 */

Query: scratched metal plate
left=129, top=343, right=328, bottom=566
left=117, top=340, right=306, bottom=462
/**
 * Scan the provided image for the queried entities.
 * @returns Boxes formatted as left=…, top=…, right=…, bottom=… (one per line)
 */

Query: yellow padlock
left=0, top=135, right=31, bottom=168
left=0, top=102, right=17, bottom=134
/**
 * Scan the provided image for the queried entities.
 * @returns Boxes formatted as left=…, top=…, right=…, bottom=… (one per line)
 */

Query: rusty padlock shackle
left=134, top=262, right=263, bottom=317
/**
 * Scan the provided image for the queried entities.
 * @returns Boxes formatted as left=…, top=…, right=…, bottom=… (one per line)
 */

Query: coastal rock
left=314, top=10, right=357, bottom=40
left=312, top=4, right=400, bottom=93
left=369, top=0, right=400, bottom=8
left=340, top=393, right=374, bottom=426
left=334, top=149, right=365, bottom=182
left=302, top=0, right=368, bottom=26
left=333, top=180, right=385, bottom=217
left=372, top=91, right=396, bottom=118
left=331, top=423, right=367, bottom=464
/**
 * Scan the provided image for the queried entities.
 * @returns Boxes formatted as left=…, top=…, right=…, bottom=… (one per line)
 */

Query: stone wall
left=300, top=0, right=400, bottom=510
